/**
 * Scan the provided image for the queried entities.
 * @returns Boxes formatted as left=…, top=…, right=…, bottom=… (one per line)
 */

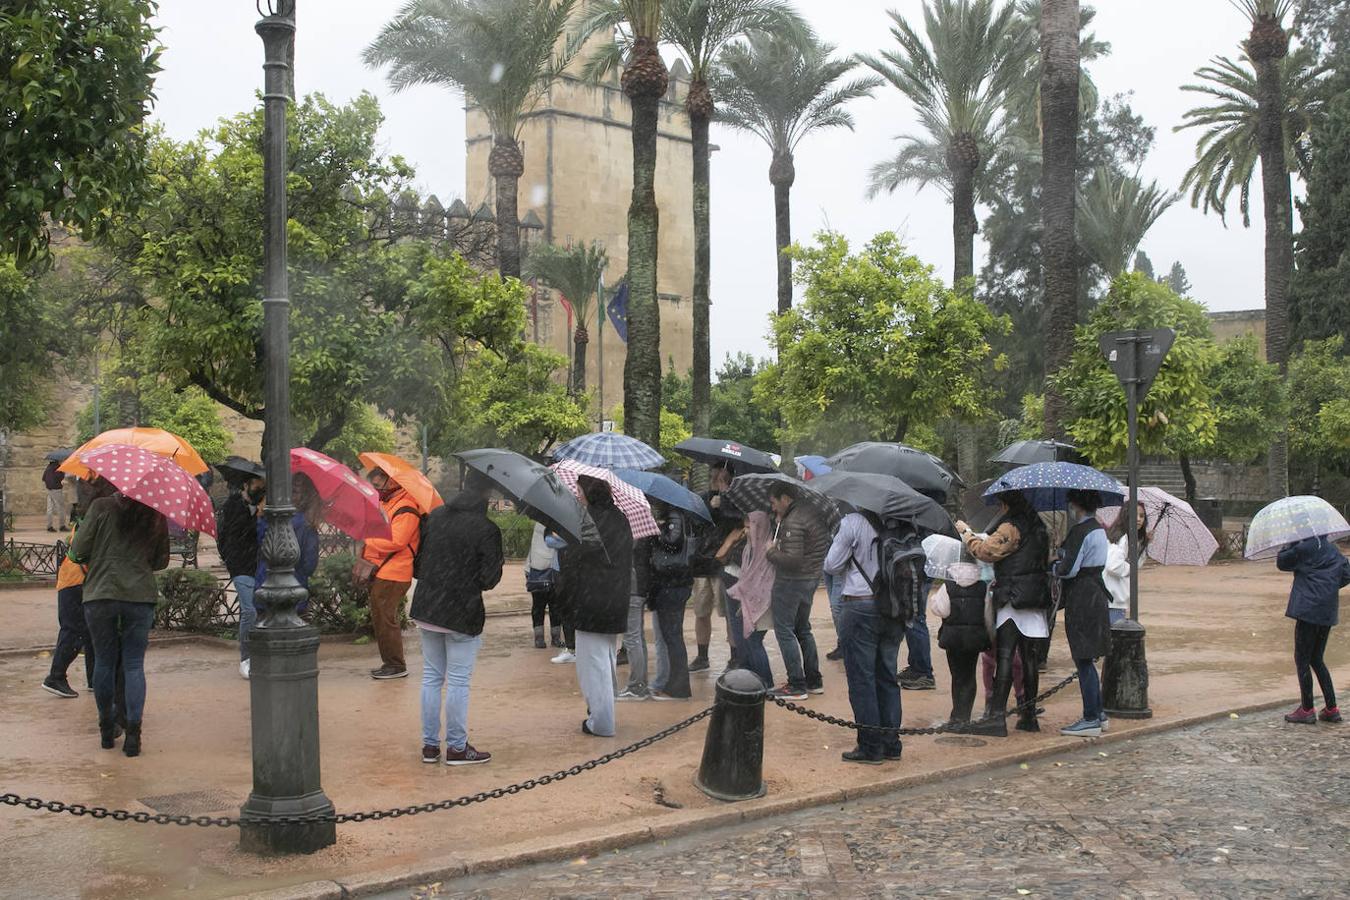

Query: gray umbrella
left=808, top=471, right=956, bottom=537
left=725, top=473, right=841, bottom=531
left=45, top=448, right=73, bottom=462
left=823, top=442, right=962, bottom=502
left=454, top=448, right=597, bottom=545
left=673, top=437, right=777, bottom=474
left=989, top=439, right=1081, bottom=468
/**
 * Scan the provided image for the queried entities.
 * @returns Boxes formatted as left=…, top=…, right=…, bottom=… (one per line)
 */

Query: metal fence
left=0, top=540, right=64, bottom=578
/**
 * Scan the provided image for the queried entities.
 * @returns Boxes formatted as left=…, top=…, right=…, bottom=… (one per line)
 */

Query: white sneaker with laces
left=239, top=659, right=251, bottom=680
left=551, top=649, right=576, bottom=664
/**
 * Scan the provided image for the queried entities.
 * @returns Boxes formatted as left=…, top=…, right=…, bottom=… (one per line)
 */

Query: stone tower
left=466, top=50, right=696, bottom=424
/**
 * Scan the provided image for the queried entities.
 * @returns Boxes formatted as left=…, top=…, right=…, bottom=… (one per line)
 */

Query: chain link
left=0, top=706, right=714, bottom=829
left=769, top=671, right=1080, bottom=736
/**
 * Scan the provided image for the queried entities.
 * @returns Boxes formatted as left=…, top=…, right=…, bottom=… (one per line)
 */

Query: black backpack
left=851, top=516, right=926, bottom=624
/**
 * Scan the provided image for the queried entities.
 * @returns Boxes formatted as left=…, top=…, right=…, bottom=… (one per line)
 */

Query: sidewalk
left=0, top=555, right=1345, bottom=900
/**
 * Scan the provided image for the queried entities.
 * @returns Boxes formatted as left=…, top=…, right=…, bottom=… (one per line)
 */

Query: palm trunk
left=1039, top=0, right=1081, bottom=440
left=489, top=137, right=525, bottom=280
left=572, top=330, right=588, bottom=396
left=689, top=85, right=713, bottom=482
left=1253, top=44, right=1292, bottom=499
left=621, top=37, right=668, bottom=449
left=1179, top=451, right=1197, bottom=506
left=951, top=158, right=977, bottom=289
left=770, top=152, right=795, bottom=315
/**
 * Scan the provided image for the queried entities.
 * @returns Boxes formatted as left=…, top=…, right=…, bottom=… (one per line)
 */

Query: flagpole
left=597, top=268, right=605, bottom=432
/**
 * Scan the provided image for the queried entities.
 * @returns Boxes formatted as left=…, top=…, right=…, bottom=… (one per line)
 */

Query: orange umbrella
left=358, top=451, right=444, bottom=513
left=60, top=427, right=209, bottom=480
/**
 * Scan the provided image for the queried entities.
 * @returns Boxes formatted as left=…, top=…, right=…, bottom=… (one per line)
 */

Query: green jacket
left=68, top=497, right=170, bottom=604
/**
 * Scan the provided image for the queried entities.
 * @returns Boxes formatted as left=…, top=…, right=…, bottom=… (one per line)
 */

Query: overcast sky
left=149, top=1, right=1276, bottom=367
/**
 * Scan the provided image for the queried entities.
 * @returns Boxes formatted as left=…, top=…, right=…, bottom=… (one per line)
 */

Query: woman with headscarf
left=1053, top=489, right=1113, bottom=737
left=956, top=490, right=1049, bottom=737
left=726, top=510, right=777, bottom=689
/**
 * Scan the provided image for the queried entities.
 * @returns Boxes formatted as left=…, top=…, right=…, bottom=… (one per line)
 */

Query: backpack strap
left=373, top=505, right=423, bottom=578
left=848, top=554, right=879, bottom=596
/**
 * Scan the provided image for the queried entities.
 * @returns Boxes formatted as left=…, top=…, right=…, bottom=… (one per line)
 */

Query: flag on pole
left=607, top=281, right=630, bottom=343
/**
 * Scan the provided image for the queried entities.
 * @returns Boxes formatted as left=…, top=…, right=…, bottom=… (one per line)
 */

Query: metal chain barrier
left=0, top=706, right=713, bottom=829
left=770, top=671, right=1080, bottom=736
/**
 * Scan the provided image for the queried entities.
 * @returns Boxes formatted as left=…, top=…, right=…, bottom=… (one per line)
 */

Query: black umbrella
left=673, top=437, right=777, bottom=474
left=823, top=442, right=963, bottom=502
left=808, top=471, right=956, bottom=538
left=989, top=439, right=1081, bottom=468
left=961, top=478, right=1001, bottom=534
left=45, top=448, right=73, bottom=462
left=215, top=456, right=265, bottom=485
left=725, top=472, right=841, bottom=531
left=454, top=448, right=597, bottom=545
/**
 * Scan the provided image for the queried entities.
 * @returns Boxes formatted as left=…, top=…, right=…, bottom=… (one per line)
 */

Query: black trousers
left=991, top=619, right=1042, bottom=720
left=50, top=586, right=95, bottom=687
left=1294, top=620, right=1336, bottom=710
left=530, top=587, right=560, bottom=630
left=944, top=648, right=981, bottom=723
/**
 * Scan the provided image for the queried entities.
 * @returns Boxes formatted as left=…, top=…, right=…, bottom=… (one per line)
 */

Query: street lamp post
left=240, top=0, right=336, bottom=854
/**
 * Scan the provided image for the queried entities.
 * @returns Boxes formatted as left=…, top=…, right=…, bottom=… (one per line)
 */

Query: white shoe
left=616, top=689, right=650, bottom=702
left=551, top=650, right=576, bottom=664
left=239, top=659, right=250, bottom=680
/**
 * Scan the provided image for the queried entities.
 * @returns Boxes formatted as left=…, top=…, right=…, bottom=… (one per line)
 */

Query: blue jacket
left=254, top=512, right=320, bottom=589
left=1277, top=537, right=1350, bottom=627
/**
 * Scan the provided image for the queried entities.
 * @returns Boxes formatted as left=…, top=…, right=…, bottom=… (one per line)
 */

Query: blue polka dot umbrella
left=1244, top=495, right=1350, bottom=560
left=982, top=462, right=1126, bottom=512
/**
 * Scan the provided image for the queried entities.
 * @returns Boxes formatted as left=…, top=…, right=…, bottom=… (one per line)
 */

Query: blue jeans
left=903, top=587, right=933, bottom=678
left=622, top=595, right=649, bottom=694
left=652, top=586, right=691, bottom=698
left=84, top=600, right=154, bottom=725
left=824, top=573, right=845, bottom=646
left=234, top=576, right=257, bottom=662
left=420, top=628, right=481, bottom=749
left=772, top=577, right=821, bottom=692
left=725, top=583, right=773, bottom=688
left=1076, top=657, right=1103, bottom=721
left=839, top=598, right=904, bottom=757
left=1108, top=607, right=1126, bottom=625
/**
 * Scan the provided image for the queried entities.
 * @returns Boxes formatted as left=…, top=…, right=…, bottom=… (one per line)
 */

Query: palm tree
left=863, top=0, right=1034, bottom=289
left=363, top=0, right=577, bottom=280
left=523, top=241, right=609, bottom=395
left=1076, top=168, right=1178, bottom=277
left=1039, top=0, right=1080, bottom=441
left=715, top=32, right=881, bottom=316
left=576, top=0, right=666, bottom=448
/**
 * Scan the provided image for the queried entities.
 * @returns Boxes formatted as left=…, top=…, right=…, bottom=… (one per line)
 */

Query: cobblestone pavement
left=384, top=715, right=1350, bottom=899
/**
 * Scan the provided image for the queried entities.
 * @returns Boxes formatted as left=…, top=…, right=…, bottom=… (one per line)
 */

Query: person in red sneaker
left=1277, top=536, right=1350, bottom=725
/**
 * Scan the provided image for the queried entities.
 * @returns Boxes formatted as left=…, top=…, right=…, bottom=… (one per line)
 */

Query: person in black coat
left=1278, top=535, right=1350, bottom=724
left=648, top=502, right=694, bottom=700
left=936, top=551, right=992, bottom=730
left=219, top=475, right=264, bottom=677
left=563, top=476, right=633, bottom=737
left=408, top=472, right=504, bottom=765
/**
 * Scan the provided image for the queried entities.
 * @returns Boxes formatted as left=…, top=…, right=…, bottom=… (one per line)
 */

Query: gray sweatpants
left=576, top=630, right=618, bottom=737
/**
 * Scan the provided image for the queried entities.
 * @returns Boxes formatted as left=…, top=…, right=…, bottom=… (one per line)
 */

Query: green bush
left=307, top=551, right=374, bottom=634
left=490, top=510, right=536, bottom=559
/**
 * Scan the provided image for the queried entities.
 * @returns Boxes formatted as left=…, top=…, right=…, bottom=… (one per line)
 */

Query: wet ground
left=388, top=713, right=1350, bottom=899
left=0, top=551, right=1346, bottom=899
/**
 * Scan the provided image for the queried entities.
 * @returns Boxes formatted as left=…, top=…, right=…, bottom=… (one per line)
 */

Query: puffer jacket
left=563, top=499, right=634, bottom=634
left=408, top=491, right=504, bottom=636
left=766, top=500, right=830, bottom=581
left=1278, top=537, right=1350, bottom=627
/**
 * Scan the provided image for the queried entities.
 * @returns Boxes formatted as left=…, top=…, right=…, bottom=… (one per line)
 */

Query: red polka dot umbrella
left=76, top=443, right=218, bottom=538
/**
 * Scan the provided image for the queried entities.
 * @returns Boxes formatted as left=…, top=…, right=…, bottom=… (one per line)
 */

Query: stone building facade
left=466, top=58, right=697, bottom=423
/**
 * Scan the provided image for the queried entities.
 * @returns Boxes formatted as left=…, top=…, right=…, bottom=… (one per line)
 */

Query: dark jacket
left=254, top=513, right=319, bottom=589
left=67, top=496, right=170, bottom=604
left=42, top=463, right=64, bottom=491
left=992, top=511, right=1050, bottom=611
left=218, top=492, right=260, bottom=579
left=631, top=537, right=653, bottom=597
left=650, top=509, right=695, bottom=592
left=690, top=491, right=742, bottom=578
left=766, top=500, right=830, bottom=581
left=564, top=499, right=634, bottom=634
left=1056, top=518, right=1112, bottom=659
left=1278, top=537, right=1350, bottom=627
left=938, top=579, right=991, bottom=652
left=409, top=491, right=504, bottom=637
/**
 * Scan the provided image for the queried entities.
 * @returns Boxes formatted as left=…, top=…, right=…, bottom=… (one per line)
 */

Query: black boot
left=550, top=626, right=563, bottom=648
left=533, top=626, right=546, bottom=649
left=123, top=722, right=142, bottom=758
left=99, top=718, right=122, bottom=750
left=969, top=668, right=1013, bottom=737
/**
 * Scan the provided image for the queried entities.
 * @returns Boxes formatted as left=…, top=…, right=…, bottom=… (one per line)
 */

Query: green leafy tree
left=321, top=405, right=397, bottom=469
left=1287, top=336, right=1350, bottom=477
left=1053, top=274, right=1220, bottom=495
left=0, top=0, right=160, bottom=268
left=1132, top=251, right=1156, bottom=279
left=758, top=231, right=1008, bottom=449
left=710, top=353, right=778, bottom=452
left=0, top=258, right=87, bottom=432
left=1210, top=333, right=1288, bottom=464
left=363, top=0, right=578, bottom=278
left=1163, top=260, right=1193, bottom=295
left=76, top=374, right=233, bottom=464
left=1290, top=90, right=1350, bottom=346
left=1076, top=168, right=1177, bottom=277
left=523, top=241, right=608, bottom=394
left=714, top=32, right=879, bottom=317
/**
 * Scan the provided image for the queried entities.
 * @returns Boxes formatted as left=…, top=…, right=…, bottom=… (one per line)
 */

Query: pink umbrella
left=291, top=448, right=392, bottom=541
left=1098, top=485, right=1218, bottom=566
left=77, top=444, right=217, bottom=537
left=550, top=459, right=659, bottom=539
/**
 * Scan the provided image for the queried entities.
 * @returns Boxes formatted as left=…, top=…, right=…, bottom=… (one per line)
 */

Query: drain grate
left=137, top=790, right=240, bottom=816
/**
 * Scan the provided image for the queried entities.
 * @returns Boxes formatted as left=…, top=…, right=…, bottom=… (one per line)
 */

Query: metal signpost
left=1098, top=327, right=1174, bottom=720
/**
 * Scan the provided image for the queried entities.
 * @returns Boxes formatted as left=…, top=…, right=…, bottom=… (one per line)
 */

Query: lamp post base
left=239, top=792, right=336, bottom=855
left=1102, top=618, right=1153, bottom=719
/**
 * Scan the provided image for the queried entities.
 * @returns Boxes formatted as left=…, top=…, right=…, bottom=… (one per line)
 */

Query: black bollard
left=694, top=669, right=767, bottom=802
left=1102, top=618, right=1153, bottom=719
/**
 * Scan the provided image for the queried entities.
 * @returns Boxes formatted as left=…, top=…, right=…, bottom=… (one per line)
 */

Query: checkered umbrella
left=1097, top=486, right=1218, bottom=566
left=550, top=459, right=660, bottom=539
left=1245, top=496, right=1350, bottom=560
left=551, top=432, right=666, bottom=470
left=983, top=462, right=1126, bottom=512
left=76, top=443, right=217, bottom=537
left=725, top=473, right=842, bottom=531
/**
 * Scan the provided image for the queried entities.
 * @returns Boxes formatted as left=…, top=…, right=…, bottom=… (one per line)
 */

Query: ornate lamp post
left=240, top=0, right=336, bottom=853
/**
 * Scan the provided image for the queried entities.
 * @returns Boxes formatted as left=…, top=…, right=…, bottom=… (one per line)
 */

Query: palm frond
left=523, top=241, right=610, bottom=323
left=1076, top=167, right=1178, bottom=276
left=661, top=0, right=808, bottom=79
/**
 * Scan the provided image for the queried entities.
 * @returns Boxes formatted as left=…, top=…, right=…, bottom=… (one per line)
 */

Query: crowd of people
left=36, top=454, right=1346, bottom=767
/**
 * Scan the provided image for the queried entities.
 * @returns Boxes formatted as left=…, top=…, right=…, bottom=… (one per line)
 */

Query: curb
left=238, top=693, right=1301, bottom=900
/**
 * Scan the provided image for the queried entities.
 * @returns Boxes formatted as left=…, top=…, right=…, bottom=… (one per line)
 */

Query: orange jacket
left=56, top=523, right=87, bottom=591
left=361, top=487, right=421, bottom=583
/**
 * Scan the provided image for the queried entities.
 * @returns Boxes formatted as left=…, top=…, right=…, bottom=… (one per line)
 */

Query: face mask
left=247, top=488, right=265, bottom=504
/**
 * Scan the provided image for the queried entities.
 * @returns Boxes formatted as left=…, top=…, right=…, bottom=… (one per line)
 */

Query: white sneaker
left=239, top=659, right=250, bottom=680
left=616, top=689, right=650, bottom=702
left=551, top=650, right=576, bottom=664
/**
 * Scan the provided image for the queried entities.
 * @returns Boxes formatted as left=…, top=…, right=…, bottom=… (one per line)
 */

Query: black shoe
left=99, top=719, right=123, bottom=750
left=47, top=526, right=57, bottom=533
left=371, top=665, right=408, bottom=680
left=422, top=744, right=441, bottom=764
left=841, top=748, right=883, bottom=765
left=123, top=722, right=142, bottom=758
left=883, top=745, right=903, bottom=761
left=616, top=648, right=629, bottom=666
left=900, top=674, right=936, bottom=690
left=688, top=656, right=710, bottom=673
left=826, top=647, right=844, bottom=661
left=42, top=677, right=78, bottom=699
left=966, top=717, right=1008, bottom=737
left=1015, top=716, right=1040, bottom=733
left=582, top=719, right=596, bottom=736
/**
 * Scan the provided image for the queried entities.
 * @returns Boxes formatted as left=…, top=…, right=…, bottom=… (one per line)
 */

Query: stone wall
left=1191, top=461, right=1270, bottom=503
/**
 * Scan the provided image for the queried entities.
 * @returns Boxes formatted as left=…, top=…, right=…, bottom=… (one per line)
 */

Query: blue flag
left=606, top=281, right=629, bottom=343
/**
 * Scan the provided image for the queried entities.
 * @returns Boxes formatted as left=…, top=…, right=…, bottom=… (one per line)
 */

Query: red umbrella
left=290, top=448, right=392, bottom=541
left=77, top=444, right=217, bottom=537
